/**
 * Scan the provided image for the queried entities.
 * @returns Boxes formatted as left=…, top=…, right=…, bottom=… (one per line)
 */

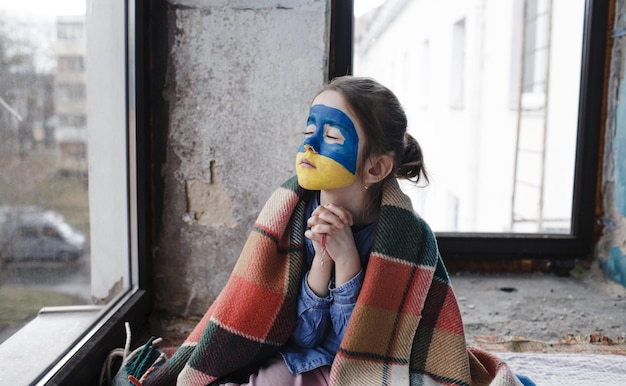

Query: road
left=0, top=254, right=92, bottom=343
left=1, top=253, right=91, bottom=300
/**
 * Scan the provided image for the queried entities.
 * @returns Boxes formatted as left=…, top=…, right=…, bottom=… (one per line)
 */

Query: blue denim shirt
left=280, top=193, right=376, bottom=374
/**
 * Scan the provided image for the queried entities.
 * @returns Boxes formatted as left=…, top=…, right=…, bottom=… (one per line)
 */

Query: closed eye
left=324, top=126, right=345, bottom=144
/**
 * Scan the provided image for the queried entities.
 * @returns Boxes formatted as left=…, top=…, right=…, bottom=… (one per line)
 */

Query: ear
left=363, top=154, right=394, bottom=185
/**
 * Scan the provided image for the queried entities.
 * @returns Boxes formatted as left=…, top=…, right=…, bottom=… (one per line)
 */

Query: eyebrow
left=308, top=104, right=356, bottom=131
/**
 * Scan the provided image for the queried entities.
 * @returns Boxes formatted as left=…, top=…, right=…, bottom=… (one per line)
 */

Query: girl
left=213, top=76, right=429, bottom=385
left=272, top=76, right=429, bottom=384
left=114, top=77, right=524, bottom=386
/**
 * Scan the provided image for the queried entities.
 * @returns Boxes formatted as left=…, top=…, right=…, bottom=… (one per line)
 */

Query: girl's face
left=295, top=90, right=363, bottom=190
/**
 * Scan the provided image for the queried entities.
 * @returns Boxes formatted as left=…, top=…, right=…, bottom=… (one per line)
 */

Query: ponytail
left=396, top=132, right=428, bottom=185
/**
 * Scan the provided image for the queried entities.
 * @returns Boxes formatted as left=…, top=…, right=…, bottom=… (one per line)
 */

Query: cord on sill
left=99, top=322, right=163, bottom=386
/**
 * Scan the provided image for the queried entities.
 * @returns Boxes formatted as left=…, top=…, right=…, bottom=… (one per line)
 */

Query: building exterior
left=355, top=0, right=584, bottom=234
left=53, top=15, right=87, bottom=178
left=0, top=24, right=54, bottom=155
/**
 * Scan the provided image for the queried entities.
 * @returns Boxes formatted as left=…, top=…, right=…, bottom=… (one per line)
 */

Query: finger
left=324, top=203, right=353, bottom=226
left=307, top=215, right=331, bottom=229
left=307, top=210, right=341, bottom=230
left=304, top=229, right=317, bottom=242
left=309, top=222, right=336, bottom=236
left=315, top=203, right=352, bottom=226
left=313, top=204, right=351, bottom=228
left=305, top=228, right=334, bottom=247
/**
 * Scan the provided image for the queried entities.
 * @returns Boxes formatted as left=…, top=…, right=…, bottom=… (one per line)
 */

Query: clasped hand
left=304, top=203, right=361, bottom=289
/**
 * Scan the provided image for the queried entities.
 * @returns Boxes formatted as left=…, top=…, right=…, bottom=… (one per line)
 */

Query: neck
left=320, top=182, right=379, bottom=226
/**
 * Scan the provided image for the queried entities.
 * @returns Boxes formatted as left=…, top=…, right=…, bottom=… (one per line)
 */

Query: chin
left=296, top=173, right=355, bottom=191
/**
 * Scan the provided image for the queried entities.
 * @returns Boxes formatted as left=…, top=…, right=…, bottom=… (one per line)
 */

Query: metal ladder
left=511, top=0, right=553, bottom=232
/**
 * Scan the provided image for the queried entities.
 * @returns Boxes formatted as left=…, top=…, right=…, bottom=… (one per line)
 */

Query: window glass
left=0, top=0, right=130, bottom=347
left=354, top=0, right=585, bottom=234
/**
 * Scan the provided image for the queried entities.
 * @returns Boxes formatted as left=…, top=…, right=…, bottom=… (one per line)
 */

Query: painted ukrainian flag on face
left=295, top=104, right=359, bottom=190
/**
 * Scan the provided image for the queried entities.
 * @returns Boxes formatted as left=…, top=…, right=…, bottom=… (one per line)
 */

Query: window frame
left=334, top=0, right=609, bottom=263
left=33, top=0, right=154, bottom=383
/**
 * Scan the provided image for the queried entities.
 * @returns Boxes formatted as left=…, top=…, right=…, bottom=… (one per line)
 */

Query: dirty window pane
left=354, top=0, right=585, bottom=234
left=0, top=0, right=130, bottom=345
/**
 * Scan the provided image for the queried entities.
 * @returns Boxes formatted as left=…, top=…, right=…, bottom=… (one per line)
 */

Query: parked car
left=0, top=206, right=86, bottom=262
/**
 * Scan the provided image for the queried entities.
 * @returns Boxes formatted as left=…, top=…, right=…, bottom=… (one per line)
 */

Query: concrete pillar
left=152, top=0, right=329, bottom=321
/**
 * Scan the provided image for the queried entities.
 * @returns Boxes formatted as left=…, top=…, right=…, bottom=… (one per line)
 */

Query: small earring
left=364, top=184, right=369, bottom=190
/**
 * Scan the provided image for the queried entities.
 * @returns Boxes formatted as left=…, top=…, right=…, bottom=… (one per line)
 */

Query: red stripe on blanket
left=359, top=254, right=433, bottom=316
left=211, top=274, right=285, bottom=340
left=235, top=231, right=291, bottom=294
left=434, top=286, right=465, bottom=334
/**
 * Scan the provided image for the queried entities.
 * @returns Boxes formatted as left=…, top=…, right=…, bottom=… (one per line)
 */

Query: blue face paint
left=298, top=104, right=359, bottom=174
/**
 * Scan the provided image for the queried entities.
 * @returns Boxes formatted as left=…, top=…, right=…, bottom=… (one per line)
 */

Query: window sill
left=0, top=305, right=103, bottom=385
left=0, top=289, right=151, bottom=385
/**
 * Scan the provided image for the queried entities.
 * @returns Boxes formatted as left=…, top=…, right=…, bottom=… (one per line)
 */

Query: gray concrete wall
left=598, top=1, right=626, bottom=288
left=152, top=0, right=329, bottom=320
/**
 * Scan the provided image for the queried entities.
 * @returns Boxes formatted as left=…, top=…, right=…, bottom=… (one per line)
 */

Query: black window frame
left=37, top=0, right=154, bottom=383
left=332, top=0, right=609, bottom=265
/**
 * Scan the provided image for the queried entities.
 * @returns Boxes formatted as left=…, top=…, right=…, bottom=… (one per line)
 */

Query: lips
left=299, top=158, right=316, bottom=169
left=298, top=149, right=318, bottom=169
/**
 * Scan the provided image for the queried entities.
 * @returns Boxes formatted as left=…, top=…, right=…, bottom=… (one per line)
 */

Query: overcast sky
left=0, top=0, right=85, bottom=21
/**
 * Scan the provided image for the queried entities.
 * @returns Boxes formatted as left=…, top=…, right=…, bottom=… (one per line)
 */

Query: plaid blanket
left=135, top=176, right=521, bottom=386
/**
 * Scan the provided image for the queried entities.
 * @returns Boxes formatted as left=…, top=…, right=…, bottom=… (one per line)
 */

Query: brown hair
left=321, top=76, right=427, bottom=183
left=318, top=76, right=428, bottom=216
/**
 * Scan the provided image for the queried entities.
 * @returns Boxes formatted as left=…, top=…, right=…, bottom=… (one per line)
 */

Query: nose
left=303, top=129, right=322, bottom=152
left=302, top=122, right=324, bottom=153
left=303, top=144, right=318, bottom=153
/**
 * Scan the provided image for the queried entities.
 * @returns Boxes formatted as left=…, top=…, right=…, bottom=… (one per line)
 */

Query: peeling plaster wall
left=598, top=1, right=626, bottom=288
left=153, top=0, right=328, bottom=318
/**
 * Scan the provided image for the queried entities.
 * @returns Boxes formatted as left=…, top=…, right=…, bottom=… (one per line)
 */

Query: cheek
left=328, top=144, right=354, bottom=158
left=322, top=144, right=358, bottom=175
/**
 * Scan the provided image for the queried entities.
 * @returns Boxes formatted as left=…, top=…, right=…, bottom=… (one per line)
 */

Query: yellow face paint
left=295, top=104, right=359, bottom=190
left=295, top=150, right=356, bottom=190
